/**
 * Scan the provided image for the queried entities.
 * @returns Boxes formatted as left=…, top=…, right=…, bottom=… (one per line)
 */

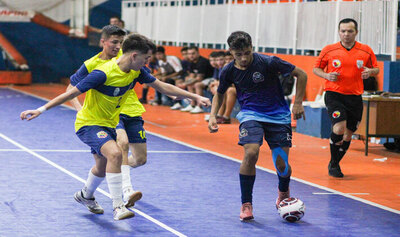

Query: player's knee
left=107, top=149, right=122, bottom=165
left=117, top=139, right=129, bottom=152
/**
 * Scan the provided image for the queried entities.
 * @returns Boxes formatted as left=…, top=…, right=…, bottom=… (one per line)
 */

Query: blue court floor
left=0, top=88, right=399, bottom=237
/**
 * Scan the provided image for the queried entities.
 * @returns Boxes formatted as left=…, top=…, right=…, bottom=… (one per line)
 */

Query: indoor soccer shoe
left=74, top=191, right=104, bottom=214
left=113, top=205, right=135, bottom=220
left=328, top=163, right=344, bottom=178
left=240, top=202, right=254, bottom=221
left=276, top=189, right=290, bottom=209
left=123, top=189, right=143, bottom=208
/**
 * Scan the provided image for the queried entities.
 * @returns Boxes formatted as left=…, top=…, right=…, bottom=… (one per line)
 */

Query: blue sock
left=278, top=175, right=290, bottom=192
left=240, top=174, right=255, bottom=204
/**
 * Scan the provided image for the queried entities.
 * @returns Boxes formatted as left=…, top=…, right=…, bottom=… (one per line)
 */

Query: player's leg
left=238, top=120, right=264, bottom=221
left=100, top=139, right=135, bottom=220
left=325, top=91, right=347, bottom=177
left=74, top=153, right=106, bottom=214
left=263, top=122, right=293, bottom=208
left=338, top=94, right=363, bottom=164
left=75, top=126, right=134, bottom=220
left=118, top=116, right=147, bottom=207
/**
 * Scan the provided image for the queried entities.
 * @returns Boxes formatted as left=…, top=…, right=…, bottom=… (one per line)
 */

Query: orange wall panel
left=0, top=71, right=32, bottom=84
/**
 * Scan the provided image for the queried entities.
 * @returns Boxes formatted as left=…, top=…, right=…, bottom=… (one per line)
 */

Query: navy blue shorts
left=116, top=114, right=146, bottom=143
left=76, top=126, right=117, bottom=156
left=238, top=120, right=292, bottom=149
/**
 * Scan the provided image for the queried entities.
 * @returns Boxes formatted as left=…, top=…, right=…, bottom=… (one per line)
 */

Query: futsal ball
left=277, top=197, right=305, bottom=222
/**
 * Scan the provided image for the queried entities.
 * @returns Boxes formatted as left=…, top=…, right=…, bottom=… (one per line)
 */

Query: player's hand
left=20, top=110, right=41, bottom=121
left=292, top=103, right=305, bottom=120
left=195, top=95, right=211, bottom=107
left=326, top=72, right=339, bottom=82
left=361, top=66, right=372, bottom=79
left=208, top=116, right=219, bottom=133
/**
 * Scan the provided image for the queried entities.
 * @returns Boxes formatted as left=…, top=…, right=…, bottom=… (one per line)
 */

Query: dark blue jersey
left=217, top=53, right=295, bottom=124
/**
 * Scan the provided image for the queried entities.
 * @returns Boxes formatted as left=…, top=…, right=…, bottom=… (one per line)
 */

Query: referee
left=313, top=18, right=379, bottom=178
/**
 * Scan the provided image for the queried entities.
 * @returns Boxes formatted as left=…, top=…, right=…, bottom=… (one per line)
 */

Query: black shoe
left=328, top=163, right=344, bottom=178
left=139, top=98, right=147, bottom=104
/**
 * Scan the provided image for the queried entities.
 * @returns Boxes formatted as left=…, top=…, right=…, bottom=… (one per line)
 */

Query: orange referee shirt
left=314, top=41, right=378, bottom=95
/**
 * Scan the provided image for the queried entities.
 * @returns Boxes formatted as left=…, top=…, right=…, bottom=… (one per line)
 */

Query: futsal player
left=208, top=31, right=307, bottom=221
left=68, top=25, right=147, bottom=209
left=21, top=33, right=211, bottom=220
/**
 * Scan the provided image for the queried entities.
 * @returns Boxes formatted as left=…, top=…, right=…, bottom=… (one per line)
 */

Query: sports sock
left=278, top=175, right=290, bottom=192
left=330, top=133, right=343, bottom=167
left=82, top=169, right=104, bottom=199
left=338, top=140, right=351, bottom=162
left=106, top=172, right=124, bottom=208
left=121, top=165, right=133, bottom=192
left=239, top=174, right=255, bottom=204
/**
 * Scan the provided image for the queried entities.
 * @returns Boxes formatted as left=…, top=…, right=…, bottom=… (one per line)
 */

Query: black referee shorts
left=324, top=91, right=363, bottom=132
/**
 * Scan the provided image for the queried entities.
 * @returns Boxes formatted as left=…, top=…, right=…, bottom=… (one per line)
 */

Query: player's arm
left=21, top=70, right=106, bottom=121
left=68, top=63, right=90, bottom=111
left=208, top=92, right=224, bottom=133
left=66, top=83, right=82, bottom=111
left=20, top=87, right=82, bottom=121
left=148, top=79, right=210, bottom=107
left=290, top=67, right=307, bottom=120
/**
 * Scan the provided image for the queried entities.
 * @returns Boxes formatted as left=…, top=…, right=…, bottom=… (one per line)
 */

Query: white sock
left=106, top=172, right=124, bottom=208
left=121, top=165, right=133, bottom=193
left=82, top=170, right=104, bottom=199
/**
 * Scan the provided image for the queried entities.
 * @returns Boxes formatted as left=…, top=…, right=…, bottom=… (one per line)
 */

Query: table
left=355, top=96, right=400, bottom=156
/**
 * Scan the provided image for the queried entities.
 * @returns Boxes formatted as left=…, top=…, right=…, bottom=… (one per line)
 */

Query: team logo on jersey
left=239, top=128, right=248, bottom=138
left=332, top=59, right=341, bottom=68
left=252, top=72, right=264, bottom=83
left=97, top=131, right=108, bottom=138
left=332, top=111, right=341, bottom=119
left=356, top=60, right=364, bottom=69
left=113, top=88, right=120, bottom=96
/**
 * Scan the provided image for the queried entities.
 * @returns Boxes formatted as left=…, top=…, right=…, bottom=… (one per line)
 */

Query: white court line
left=0, top=133, right=187, bottom=237
left=146, top=131, right=400, bottom=215
left=0, top=148, right=204, bottom=153
left=9, top=87, right=400, bottom=215
left=313, top=192, right=370, bottom=195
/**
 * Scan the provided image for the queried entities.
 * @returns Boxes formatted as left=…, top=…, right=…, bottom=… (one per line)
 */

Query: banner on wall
left=0, top=7, right=34, bottom=22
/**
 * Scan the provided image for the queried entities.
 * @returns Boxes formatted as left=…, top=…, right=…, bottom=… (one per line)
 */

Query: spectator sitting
left=215, top=51, right=236, bottom=124
left=152, top=46, right=183, bottom=106
left=193, top=51, right=224, bottom=112
left=171, top=47, right=191, bottom=110
left=178, top=46, right=214, bottom=113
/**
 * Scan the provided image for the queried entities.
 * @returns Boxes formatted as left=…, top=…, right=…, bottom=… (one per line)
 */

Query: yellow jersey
left=73, top=58, right=142, bottom=131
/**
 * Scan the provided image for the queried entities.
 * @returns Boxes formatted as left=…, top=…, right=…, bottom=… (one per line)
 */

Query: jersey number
left=138, top=130, right=146, bottom=139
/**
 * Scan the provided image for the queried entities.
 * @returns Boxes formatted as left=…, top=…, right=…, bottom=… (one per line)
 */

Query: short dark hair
left=156, top=46, right=165, bottom=54
left=209, top=51, right=220, bottom=58
left=188, top=46, right=199, bottom=52
left=227, top=31, right=252, bottom=50
left=110, top=16, right=121, bottom=21
left=101, top=25, right=126, bottom=39
left=122, top=34, right=156, bottom=54
left=181, top=46, right=189, bottom=52
left=339, top=18, right=358, bottom=31
left=225, top=51, right=232, bottom=56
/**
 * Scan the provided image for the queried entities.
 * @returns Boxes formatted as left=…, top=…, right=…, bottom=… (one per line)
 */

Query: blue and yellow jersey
left=71, top=49, right=145, bottom=118
left=120, top=90, right=145, bottom=117
left=70, top=58, right=156, bottom=132
left=70, top=50, right=123, bottom=81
